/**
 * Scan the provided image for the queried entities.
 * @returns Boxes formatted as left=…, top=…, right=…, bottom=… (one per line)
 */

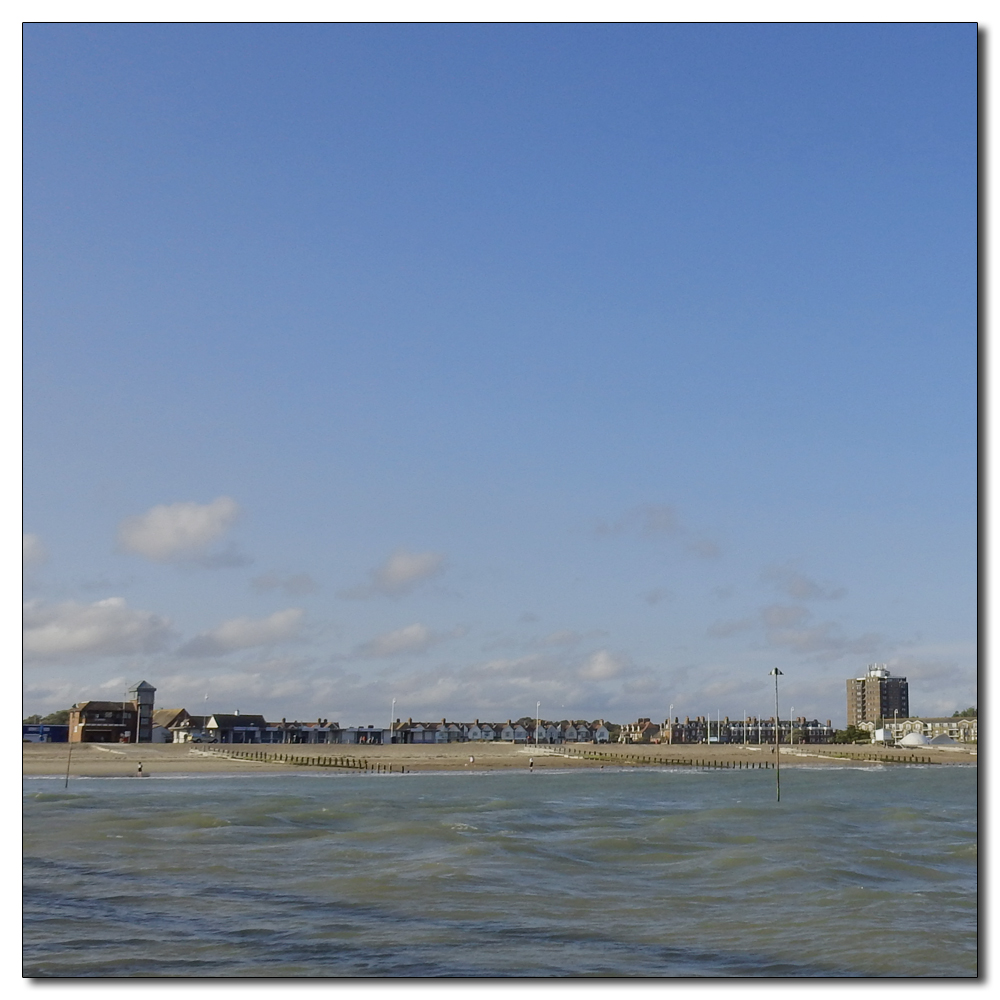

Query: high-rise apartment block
left=847, top=664, right=908, bottom=728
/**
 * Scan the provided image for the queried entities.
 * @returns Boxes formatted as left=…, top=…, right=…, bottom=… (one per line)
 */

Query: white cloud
left=579, top=649, right=627, bottom=681
left=686, top=538, right=720, bottom=558
left=354, top=623, right=441, bottom=659
left=594, top=504, right=719, bottom=556
left=764, top=620, right=882, bottom=659
left=23, top=533, right=48, bottom=569
left=540, top=630, right=584, bottom=647
left=706, top=617, right=755, bottom=638
left=882, top=653, right=977, bottom=717
left=23, top=598, right=172, bottom=661
left=642, top=587, right=673, bottom=606
left=760, top=604, right=810, bottom=629
left=179, top=608, right=305, bottom=657
left=762, top=564, right=846, bottom=601
left=339, top=548, right=446, bottom=599
left=117, top=497, right=241, bottom=562
left=251, top=573, right=319, bottom=596
left=480, top=627, right=608, bottom=654
left=595, top=504, right=679, bottom=536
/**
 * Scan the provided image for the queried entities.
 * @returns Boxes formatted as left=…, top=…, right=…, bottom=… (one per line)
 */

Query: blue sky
left=23, top=23, right=976, bottom=727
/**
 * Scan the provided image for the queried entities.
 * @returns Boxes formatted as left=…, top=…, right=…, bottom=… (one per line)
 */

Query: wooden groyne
left=204, top=747, right=404, bottom=773
left=557, top=747, right=775, bottom=769
left=797, top=749, right=936, bottom=764
left=557, top=747, right=937, bottom=767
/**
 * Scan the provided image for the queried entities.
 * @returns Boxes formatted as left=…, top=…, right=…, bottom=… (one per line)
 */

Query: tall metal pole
left=536, top=702, right=541, bottom=746
left=770, top=668, right=783, bottom=801
left=668, top=704, right=673, bottom=745
left=789, top=705, right=794, bottom=746
left=390, top=699, right=396, bottom=744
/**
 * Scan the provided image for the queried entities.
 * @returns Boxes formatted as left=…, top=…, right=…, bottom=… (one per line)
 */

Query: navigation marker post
left=769, top=668, right=783, bottom=802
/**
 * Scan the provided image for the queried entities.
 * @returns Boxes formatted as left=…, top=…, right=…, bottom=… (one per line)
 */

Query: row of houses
left=619, top=716, right=837, bottom=744
left=30, top=681, right=976, bottom=747
left=164, top=713, right=613, bottom=745
left=859, top=716, right=978, bottom=744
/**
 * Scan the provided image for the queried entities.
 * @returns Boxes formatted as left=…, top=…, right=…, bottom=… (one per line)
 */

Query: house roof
left=152, top=708, right=187, bottom=729
left=208, top=714, right=267, bottom=728
left=72, top=701, right=136, bottom=713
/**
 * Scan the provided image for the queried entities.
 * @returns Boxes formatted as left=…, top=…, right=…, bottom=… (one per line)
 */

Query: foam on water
left=23, top=766, right=976, bottom=977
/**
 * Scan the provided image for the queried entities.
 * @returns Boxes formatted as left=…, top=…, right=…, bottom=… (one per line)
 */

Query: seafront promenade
left=23, top=739, right=976, bottom=777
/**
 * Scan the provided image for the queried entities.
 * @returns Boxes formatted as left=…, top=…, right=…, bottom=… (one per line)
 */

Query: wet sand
left=22, top=739, right=976, bottom=777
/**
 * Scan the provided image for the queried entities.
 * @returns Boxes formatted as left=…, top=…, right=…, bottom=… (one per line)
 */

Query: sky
left=22, top=22, right=977, bottom=728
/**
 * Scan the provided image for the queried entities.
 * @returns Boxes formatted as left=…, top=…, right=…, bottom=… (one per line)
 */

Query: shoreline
left=23, top=740, right=976, bottom=778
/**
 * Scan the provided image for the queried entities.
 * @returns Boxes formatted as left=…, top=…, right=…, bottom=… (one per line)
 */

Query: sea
left=23, top=764, right=977, bottom=978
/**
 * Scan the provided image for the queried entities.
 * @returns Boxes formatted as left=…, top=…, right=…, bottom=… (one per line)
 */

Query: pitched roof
left=72, top=701, right=135, bottom=713
left=208, top=714, right=267, bottom=727
left=152, top=708, right=188, bottom=729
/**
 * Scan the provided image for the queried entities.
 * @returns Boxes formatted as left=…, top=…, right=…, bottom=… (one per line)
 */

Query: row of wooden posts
left=808, top=750, right=936, bottom=764
left=206, top=747, right=405, bottom=773
left=206, top=745, right=936, bottom=772
left=560, top=747, right=936, bottom=766
left=560, top=747, right=775, bottom=769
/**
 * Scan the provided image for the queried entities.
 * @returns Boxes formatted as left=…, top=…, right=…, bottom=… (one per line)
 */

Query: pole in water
left=64, top=740, right=74, bottom=789
left=769, top=667, right=783, bottom=801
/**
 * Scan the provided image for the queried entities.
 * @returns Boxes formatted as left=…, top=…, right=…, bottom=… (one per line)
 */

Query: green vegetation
left=22, top=709, right=70, bottom=725
left=952, top=707, right=977, bottom=718
left=833, top=725, right=869, bottom=744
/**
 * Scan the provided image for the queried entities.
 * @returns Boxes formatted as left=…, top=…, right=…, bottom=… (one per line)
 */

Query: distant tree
left=952, top=707, right=977, bottom=718
left=41, top=709, right=71, bottom=724
left=833, top=725, right=869, bottom=744
left=23, top=714, right=42, bottom=724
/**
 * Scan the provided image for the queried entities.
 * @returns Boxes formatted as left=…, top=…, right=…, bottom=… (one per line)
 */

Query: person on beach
left=468, top=755, right=474, bottom=765
left=137, top=761, right=143, bottom=777
left=529, top=757, right=534, bottom=771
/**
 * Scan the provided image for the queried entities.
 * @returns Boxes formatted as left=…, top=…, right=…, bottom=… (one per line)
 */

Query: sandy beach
left=22, top=739, right=976, bottom=777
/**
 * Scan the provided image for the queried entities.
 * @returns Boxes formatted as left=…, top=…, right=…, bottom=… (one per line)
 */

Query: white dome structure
left=898, top=732, right=929, bottom=746
left=929, top=733, right=959, bottom=745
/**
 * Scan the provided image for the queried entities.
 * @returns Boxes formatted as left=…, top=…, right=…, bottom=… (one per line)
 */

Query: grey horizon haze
left=23, top=24, right=976, bottom=727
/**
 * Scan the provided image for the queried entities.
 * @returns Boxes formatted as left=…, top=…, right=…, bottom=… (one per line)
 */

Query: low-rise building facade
left=864, top=716, right=977, bottom=744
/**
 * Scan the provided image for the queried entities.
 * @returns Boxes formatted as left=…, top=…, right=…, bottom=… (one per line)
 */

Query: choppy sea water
left=24, top=765, right=976, bottom=977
